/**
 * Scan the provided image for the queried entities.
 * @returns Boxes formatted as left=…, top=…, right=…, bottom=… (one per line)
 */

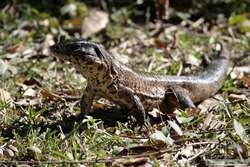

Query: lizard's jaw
left=50, top=44, right=73, bottom=62
left=50, top=51, right=69, bottom=62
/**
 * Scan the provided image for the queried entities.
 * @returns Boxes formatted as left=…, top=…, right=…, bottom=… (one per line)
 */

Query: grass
left=0, top=1, right=250, bottom=166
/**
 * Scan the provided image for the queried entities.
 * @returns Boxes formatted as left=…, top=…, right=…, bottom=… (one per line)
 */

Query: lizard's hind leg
left=160, top=87, right=195, bottom=117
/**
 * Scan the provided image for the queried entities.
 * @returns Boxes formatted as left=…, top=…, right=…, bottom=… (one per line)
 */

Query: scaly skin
left=50, top=39, right=232, bottom=124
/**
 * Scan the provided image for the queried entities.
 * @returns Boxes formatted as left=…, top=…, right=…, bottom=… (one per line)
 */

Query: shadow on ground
left=1, top=108, right=128, bottom=139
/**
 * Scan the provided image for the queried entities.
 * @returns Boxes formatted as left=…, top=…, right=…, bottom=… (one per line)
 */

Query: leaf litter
left=0, top=1, right=250, bottom=166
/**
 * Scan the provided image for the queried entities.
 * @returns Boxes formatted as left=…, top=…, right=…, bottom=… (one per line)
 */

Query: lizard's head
left=50, top=39, right=115, bottom=79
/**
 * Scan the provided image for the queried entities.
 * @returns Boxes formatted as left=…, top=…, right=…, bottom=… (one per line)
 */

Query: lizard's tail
left=190, top=43, right=232, bottom=102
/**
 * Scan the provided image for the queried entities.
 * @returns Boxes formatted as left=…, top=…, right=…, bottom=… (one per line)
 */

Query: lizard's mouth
left=49, top=44, right=69, bottom=62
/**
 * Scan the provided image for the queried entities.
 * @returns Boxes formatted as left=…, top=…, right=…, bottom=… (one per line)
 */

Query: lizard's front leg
left=80, top=85, right=95, bottom=114
left=117, top=85, right=146, bottom=124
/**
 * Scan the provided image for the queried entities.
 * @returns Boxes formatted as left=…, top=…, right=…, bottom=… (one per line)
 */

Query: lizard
left=50, top=39, right=232, bottom=124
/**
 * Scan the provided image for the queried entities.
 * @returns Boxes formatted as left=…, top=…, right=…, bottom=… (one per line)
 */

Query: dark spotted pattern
left=50, top=40, right=232, bottom=124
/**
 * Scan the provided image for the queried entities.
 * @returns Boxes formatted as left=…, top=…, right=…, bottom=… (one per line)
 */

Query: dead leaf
left=155, top=39, right=168, bottom=48
left=0, top=59, right=17, bottom=76
left=92, top=102, right=105, bottom=110
left=63, top=17, right=82, bottom=29
left=167, top=120, right=183, bottom=136
left=241, top=75, right=250, bottom=88
left=22, top=48, right=34, bottom=58
left=112, top=148, right=168, bottom=166
left=198, top=96, right=221, bottom=114
left=231, top=66, right=250, bottom=79
left=39, top=89, right=64, bottom=101
left=8, top=145, right=18, bottom=153
left=229, top=94, right=247, bottom=101
left=27, top=146, right=42, bottom=159
left=40, top=19, right=50, bottom=27
left=4, top=52, right=19, bottom=59
left=14, top=99, right=29, bottom=106
left=209, top=118, right=223, bottom=130
left=3, top=42, right=23, bottom=54
left=23, top=77, right=42, bottom=87
left=0, top=88, right=13, bottom=105
left=81, top=9, right=109, bottom=38
left=113, top=157, right=148, bottom=166
left=0, top=148, right=3, bottom=157
left=23, top=88, right=37, bottom=97
left=233, top=119, right=249, bottom=143
left=27, top=146, right=42, bottom=154
left=150, top=130, right=174, bottom=145
left=42, top=34, right=54, bottom=55
left=118, top=145, right=158, bottom=156
left=148, top=108, right=164, bottom=118
left=179, top=145, right=194, bottom=158
left=185, top=54, right=202, bottom=66
left=16, top=83, right=28, bottom=91
left=202, top=113, right=214, bottom=130
left=4, top=148, right=14, bottom=157
left=176, top=115, right=194, bottom=124
left=15, top=98, right=41, bottom=106
left=187, top=107, right=200, bottom=117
